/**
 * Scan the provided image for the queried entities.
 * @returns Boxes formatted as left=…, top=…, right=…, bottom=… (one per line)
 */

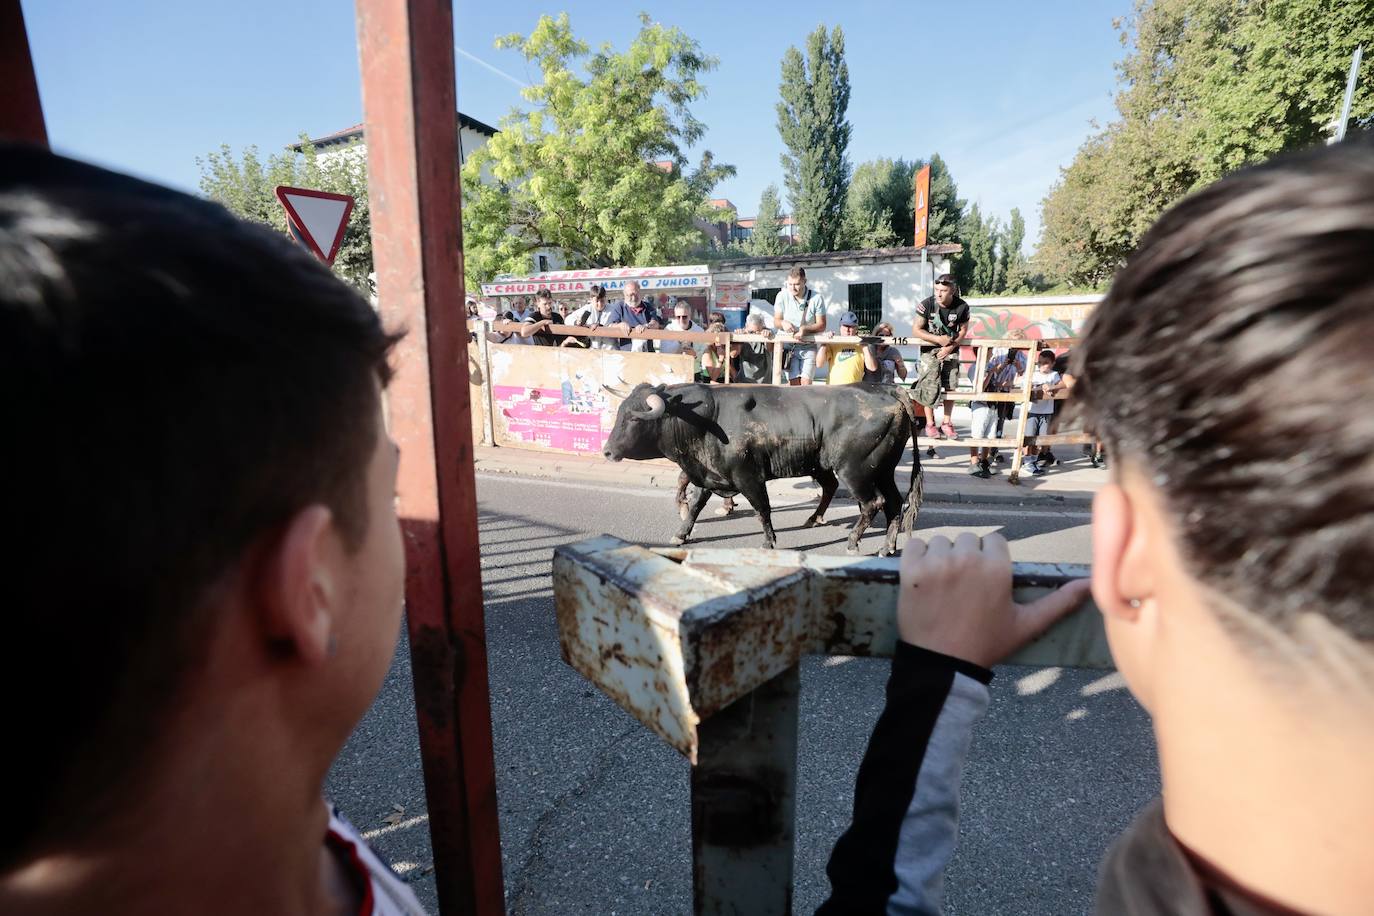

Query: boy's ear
left=254, top=505, right=339, bottom=665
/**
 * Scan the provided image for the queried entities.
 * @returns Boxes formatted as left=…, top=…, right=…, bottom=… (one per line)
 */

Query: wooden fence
left=471, top=320, right=1094, bottom=484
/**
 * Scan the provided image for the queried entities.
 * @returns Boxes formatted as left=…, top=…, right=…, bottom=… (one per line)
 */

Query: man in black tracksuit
left=821, top=143, right=1374, bottom=916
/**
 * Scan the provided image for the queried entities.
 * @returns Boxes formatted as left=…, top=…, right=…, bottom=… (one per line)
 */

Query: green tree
left=955, top=203, right=1003, bottom=295
left=1038, top=0, right=1374, bottom=286
left=1001, top=208, right=1030, bottom=293
left=197, top=136, right=372, bottom=292
left=842, top=157, right=916, bottom=249
left=459, top=13, right=735, bottom=284
left=923, top=153, right=965, bottom=246
left=777, top=24, right=852, bottom=252
left=747, top=184, right=789, bottom=256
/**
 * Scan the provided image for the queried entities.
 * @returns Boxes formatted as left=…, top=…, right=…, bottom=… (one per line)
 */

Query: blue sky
left=24, top=0, right=1130, bottom=251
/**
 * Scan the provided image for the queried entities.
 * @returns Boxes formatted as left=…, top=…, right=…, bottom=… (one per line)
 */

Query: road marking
left=477, top=473, right=1092, bottom=520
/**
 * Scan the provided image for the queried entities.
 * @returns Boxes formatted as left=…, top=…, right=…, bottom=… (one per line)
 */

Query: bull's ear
left=651, top=383, right=667, bottom=395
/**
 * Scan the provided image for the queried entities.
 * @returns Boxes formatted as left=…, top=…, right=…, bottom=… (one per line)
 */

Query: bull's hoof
left=801, top=514, right=826, bottom=529
left=878, top=545, right=895, bottom=557
left=846, top=546, right=860, bottom=556
left=669, top=535, right=687, bottom=546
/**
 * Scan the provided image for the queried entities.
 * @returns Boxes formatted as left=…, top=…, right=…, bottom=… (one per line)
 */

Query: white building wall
left=715, top=254, right=954, bottom=334
left=314, top=125, right=495, bottom=184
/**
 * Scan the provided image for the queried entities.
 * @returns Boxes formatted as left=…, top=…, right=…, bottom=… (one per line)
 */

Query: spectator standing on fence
left=0, top=148, right=429, bottom=914
left=774, top=267, right=828, bottom=385
left=822, top=140, right=1374, bottom=916
left=966, top=349, right=1020, bottom=478
left=606, top=280, right=663, bottom=352
left=817, top=311, right=878, bottom=385
left=562, top=285, right=615, bottom=349
left=864, top=322, right=908, bottom=384
left=1022, top=349, right=1061, bottom=476
left=1038, top=348, right=1074, bottom=468
left=989, top=328, right=1029, bottom=464
left=910, top=274, right=970, bottom=439
left=731, top=313, right=773, bottom=383
left=518, top=288, right=564, bottom=346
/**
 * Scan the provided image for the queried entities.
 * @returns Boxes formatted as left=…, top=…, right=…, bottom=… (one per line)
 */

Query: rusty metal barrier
left=553, top=535, right=1107, bottom=915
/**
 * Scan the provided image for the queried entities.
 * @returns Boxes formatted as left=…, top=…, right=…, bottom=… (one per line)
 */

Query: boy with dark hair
left=519, top=287, right=564, bottom=346
left=1023, top=348, right=1060, bottom=475
left=0, top=147, right=422, bottom=913
left=822, top=141, right=1374, bottom=916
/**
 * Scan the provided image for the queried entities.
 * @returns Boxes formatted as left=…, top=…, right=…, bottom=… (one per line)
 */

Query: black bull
left=603, top=382, right=924, bottom=556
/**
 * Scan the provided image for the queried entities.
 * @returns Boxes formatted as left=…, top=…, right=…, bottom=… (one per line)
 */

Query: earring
left=1127, top=598, right=1142, bottom=609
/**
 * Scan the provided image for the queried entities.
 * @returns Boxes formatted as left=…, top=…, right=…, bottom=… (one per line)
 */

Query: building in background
left=712, top=245, right=962, bottom=333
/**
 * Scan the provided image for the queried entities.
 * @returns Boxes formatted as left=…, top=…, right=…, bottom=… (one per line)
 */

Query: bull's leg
left=842, top=478, right=882, bottom=555
left=676, top=470, right=694, bottom=521
left=877, top=476, right=905, bottom=557
left=802, top=469, right=839, bottom=528
left=670, top=484, right=714, bottom=546
left=734, top=475, right=777, bottom=549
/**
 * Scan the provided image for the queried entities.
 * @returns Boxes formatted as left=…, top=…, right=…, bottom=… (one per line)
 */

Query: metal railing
left=553, top=535, right=1106, bottom=915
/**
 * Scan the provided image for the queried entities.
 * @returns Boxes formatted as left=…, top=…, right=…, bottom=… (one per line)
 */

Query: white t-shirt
left=563, top=304, right=617, bottom=348
left=659, top=319, right=702, bottom=355
left=328, top=807, right=429, bottom=915
left=1029, top=369, right=1061, bottom=415
left=503, top=306, right=534, bottom=345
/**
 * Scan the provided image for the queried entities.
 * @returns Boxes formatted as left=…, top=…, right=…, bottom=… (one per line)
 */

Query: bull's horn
left=638, top=393, right=667, bottom=419
left=602, top=384, right=630, bottom=399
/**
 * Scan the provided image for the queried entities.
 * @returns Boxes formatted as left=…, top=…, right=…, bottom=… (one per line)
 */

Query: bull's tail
left=893, top=388, right=924, bottom=533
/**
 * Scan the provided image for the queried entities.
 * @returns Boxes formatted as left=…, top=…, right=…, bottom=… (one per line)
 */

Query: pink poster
left=493, top=384, right=610, bottom=454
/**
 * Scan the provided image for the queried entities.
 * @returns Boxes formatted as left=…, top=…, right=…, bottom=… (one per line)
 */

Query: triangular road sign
left=274, top=186, right=355, bottom=266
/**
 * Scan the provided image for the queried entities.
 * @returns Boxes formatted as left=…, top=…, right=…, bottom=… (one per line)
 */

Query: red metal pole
left=1, top=0, right=48, bottom=146
left=354, top=1, right=504, bottom=913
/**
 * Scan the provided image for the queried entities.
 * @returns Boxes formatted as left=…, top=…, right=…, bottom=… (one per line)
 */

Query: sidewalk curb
left=473, top=456, right=1097, bottom=510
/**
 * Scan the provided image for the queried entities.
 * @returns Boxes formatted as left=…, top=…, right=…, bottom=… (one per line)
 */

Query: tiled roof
left=293, top=111, right=499, bottom=150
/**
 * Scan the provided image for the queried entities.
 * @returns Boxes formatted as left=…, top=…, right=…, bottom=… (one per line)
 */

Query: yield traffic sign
left=274, top=186, right=355, bottom=266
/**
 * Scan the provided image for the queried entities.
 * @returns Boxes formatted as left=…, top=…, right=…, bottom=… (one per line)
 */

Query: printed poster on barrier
left=487, top=344, right=695, bottom=455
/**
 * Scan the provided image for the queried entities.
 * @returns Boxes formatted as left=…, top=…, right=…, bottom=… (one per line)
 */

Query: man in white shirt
left=773, top=267, right=828, bottom=385
left=659, top=302, right=704, bottom=356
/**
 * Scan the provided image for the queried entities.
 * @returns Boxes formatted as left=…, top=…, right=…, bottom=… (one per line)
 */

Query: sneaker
left=940, top=421, right=958, bottom=440
left=979, top=459, right=993, bottom=476
left=1030, top=461, right=1047, bottom=476
left=967, top=463, right=983, bottom=477
left=1088, top=456, right=1102, bottom=469
left=1039, top=450, right=1057, bottom=468
left=992, top=451, right=1006, bottom=465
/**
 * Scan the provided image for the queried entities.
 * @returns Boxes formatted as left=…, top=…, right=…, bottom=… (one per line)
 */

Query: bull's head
left=603, top=383, right=670, bottom=462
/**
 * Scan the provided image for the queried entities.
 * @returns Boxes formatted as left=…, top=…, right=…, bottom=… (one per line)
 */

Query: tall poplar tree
left=776, top=25, right=852, bottom=252
left=748, top=184, right=788, bottom=256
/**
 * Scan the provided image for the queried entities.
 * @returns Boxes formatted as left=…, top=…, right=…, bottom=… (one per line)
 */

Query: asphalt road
left=326, top=474, right=1159, bottom=915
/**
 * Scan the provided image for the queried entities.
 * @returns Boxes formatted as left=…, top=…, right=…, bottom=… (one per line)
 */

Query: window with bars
left=847, top=283, right=883, bottom=331
left=751, top=286, right=782, bottom=306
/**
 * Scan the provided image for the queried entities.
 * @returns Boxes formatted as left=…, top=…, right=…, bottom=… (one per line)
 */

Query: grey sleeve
left=818, top=642, right=992, bottom=916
